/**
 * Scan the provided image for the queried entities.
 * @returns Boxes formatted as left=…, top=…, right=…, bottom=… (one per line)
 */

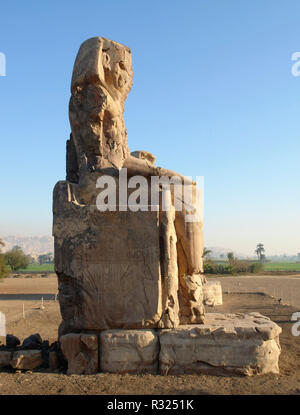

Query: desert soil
left=0, top=274, right=300, bottom=395
left=213, top=274, right=300, bottom=309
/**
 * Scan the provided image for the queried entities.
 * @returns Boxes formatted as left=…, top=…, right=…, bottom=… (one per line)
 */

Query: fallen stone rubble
left=0, top=334, right=66, bottom=371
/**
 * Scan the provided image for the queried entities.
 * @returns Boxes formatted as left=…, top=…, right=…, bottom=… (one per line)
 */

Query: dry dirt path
left=211, top=275, right=300, bottom=310
left=0, top=274, right=58, bottom=295
left=1, top=292, right=300, bottom=395
left=0, top=275, right=60, bottom=344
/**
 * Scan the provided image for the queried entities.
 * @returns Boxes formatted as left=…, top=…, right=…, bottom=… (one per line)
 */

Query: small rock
left=49, top=350, right=59, bottom=369
left=6, top=334, right=20, bottom=348
left=49, top=341, right=59, bottom=351
left=203, top=280, right=223, bottom=306
left=22, top=333, right=43, bottom=349
left=42, top=340, right=49, bottom=349
left=11, top=350, right=43, bottom=370
left=0, top=351, right=12, bottom=367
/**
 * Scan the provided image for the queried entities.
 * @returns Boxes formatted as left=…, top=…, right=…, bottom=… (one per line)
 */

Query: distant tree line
left=0, top=241, right=31, bottom=275
left=0, top=238, right=55, bottom=278
left=3, top=245, right=29, bottom=272
left=36, top=253, right=54, bottom=265
left=203, top=244, right=264, bottom=275
left=0, top=238, right=9, bottom=278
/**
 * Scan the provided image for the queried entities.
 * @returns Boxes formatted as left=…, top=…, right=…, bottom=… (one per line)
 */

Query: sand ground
left=213, top=274, right=300, bottom=309
left=0, top=274, right=300, bottom=395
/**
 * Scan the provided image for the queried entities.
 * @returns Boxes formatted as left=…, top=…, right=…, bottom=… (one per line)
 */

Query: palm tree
left=203, top=247, right=212, bottom=259
left=227, top=252, right=235, bottom=262
left=255, top=243, right=265, bottom=262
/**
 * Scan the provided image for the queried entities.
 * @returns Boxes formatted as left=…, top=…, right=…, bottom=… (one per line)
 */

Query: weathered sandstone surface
left=100, top=329, right=158, bottom=374
left=11, top=350, right=43, bottom=370
left=0, top=351, right=12, bottom=368
left=60, top=333, right=98, bottom=375
left=203, top=280, right=223, bottom=306
left=159, top=313, right=281, bottom=376
left=53, top=37, right=205, bottom=334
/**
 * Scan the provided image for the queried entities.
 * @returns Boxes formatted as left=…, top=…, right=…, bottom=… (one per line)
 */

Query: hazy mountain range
left=205, top=246, right=252, bottom=259
left=206, top=247, right=300, bottom=262
left=1, top=236, right=248, bottom=258
left=1, top=236, right=54, bottom=255
left=1, top=237, right=297, bottom=261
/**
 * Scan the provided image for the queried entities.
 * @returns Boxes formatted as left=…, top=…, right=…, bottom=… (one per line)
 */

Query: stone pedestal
left=60, top=333, right=98, bottom=375
left=159, top=313, right=281, bottom=376
left=100, top=329, right=158, bottom=374
left=60, top=312, right=281, bottom=376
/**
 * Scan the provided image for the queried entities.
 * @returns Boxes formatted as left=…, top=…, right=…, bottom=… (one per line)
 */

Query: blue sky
left=0, top=0, right=299, bottom=256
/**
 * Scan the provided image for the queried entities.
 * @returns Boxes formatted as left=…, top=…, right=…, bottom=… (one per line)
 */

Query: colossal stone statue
left=53, top=37, right=205, bottom=336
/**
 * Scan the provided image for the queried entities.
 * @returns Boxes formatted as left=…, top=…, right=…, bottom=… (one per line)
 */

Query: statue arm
left=123, top=155, right=195, bottom=185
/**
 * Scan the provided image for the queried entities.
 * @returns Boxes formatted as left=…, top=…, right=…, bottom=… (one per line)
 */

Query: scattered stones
left=1, top=338, right=65, bottom=371
left=0, top=351, right=12, bottom=368
left=60, top=333, right=98, bottom=375
left=100, top=329, right=159, bottom=374
left=11, top=350, right=43, bottom=370
left=158, top=313, right=282, bottom=376
left=6, top=334, right=20, bottom=348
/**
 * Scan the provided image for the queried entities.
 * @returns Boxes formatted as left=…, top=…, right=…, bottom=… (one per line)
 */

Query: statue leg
left=175, top=205, right=205, bottom=324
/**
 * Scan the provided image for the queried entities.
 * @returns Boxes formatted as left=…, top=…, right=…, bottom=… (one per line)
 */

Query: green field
left=206, top=259, right=300, bottom=274
left=13, top=262, right=300, bottom=274
left=263, top=262, right=300, bottom=272
left=16, top=263, right=54, bottom=273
